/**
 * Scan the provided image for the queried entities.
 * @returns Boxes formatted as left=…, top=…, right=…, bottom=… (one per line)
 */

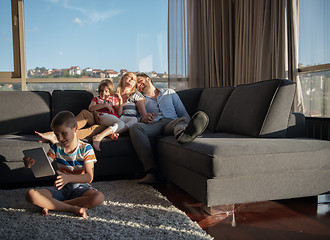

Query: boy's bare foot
left=35, top=131, right=58, bottom=144
left=109, top=133, right=119, bottom=140
left=92, top=135, right=102, bottom=151
left=74, top=207, right=88, bottom=219
left=41, top=208, right=49, bottom=216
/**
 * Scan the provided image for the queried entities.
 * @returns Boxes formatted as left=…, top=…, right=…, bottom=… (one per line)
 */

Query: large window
left=299, top=0, right=330, bottom=117
left=24, top=0, right=168, bottom=91
left=0, top=0, right=168, bottom=91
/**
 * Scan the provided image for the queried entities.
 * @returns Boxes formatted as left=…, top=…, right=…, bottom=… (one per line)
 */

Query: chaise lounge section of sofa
left=157, top=79, right=330, bottom=210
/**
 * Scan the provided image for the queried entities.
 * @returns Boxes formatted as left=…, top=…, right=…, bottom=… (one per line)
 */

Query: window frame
left=0, top=0, right=24, bottom=87
left=298, top=63, right=330, bottom=74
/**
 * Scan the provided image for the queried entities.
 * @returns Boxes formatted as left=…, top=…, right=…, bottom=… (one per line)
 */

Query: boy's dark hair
left=51, top=111, right=77, bottom=129
left=136, top=72, right=153, bottom=84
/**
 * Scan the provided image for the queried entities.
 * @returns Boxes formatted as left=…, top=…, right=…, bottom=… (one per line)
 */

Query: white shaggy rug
left=0, top=180, right=212, bottom=240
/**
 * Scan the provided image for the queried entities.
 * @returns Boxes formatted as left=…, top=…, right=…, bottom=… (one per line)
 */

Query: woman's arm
left=136, top=98, right=155, bottom=124
left=136, top=98, right=148, bottom=117
left=115, top=94, right=123, bottom=116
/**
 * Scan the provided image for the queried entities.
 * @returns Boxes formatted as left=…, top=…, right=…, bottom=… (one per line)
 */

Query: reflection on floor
left=156, top=183, right=330, bottom=240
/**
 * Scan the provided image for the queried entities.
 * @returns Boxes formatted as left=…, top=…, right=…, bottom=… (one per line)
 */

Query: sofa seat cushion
left=0, top=134, right=51, bottom=163
left=0, top=135, right=54, bottom=185
left=84, top=135, right=143, bottom=177
left=93, top=135, right=138, bottom=157
left=157, top=134, right=330, bottom=179
left=0, top=134, right=142, bottom=184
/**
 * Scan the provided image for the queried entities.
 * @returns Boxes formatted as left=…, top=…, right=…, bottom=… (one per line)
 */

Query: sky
left=0, top=0, right=329, bottom=73
left=1, top=0, right=168, bottom=73
left=299, top=0, right=329, bottom=67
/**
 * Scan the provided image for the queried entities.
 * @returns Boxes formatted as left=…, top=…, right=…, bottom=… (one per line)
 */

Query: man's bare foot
left=92, top=135, right=103, bottom=151
left=41, top=208, right=49, bottom=216
left=109, top=133, right=119, bottom=140
left=73, top=207, right=88, bottom=219
left=35, top=131, right=58, bottom=144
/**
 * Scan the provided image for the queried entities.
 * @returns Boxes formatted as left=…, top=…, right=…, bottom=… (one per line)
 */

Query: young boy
left=23, top=111, right=104, bottom=219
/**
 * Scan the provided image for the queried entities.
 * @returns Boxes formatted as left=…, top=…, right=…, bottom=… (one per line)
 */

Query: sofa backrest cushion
left=176, top=88, right=203, bottom=117
left=0, top=91, right=52, bottom=134
left=52, top=90, right=95, bottom=117
left=196, top=87, right=235, bottom=131
left=216, top=79, right=296, bottom=137
left=259, top=80, right=296, bottom=137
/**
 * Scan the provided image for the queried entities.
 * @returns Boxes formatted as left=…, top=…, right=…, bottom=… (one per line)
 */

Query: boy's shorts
left=47, top=183, right=94, bottom=201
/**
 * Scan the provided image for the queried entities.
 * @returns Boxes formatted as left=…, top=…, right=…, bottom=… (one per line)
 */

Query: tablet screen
left=23, top=147, right=56, bottom=178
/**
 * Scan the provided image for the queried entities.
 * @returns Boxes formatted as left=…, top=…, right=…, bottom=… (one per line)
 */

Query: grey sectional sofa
left=159, top=79, right=330, bottom=208
left=1, top=79, right=329, bottom=210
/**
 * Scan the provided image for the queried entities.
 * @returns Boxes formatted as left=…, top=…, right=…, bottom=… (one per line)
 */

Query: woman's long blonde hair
left=116, top=72, right=137, bottom=96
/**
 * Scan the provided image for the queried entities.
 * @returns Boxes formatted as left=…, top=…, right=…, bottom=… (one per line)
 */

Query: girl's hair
left=98, top=79, right=115, bottom=96
left=116, top=72, right=137, bottom=96
left=50, top=111, right=77, bottom=129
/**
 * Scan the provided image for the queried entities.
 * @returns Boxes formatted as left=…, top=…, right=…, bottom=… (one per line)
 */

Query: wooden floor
left=156, top=183, right=330, bottom=240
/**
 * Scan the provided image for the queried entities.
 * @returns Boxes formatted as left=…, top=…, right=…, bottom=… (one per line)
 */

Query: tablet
left=23, top=147, right=56, bottom=178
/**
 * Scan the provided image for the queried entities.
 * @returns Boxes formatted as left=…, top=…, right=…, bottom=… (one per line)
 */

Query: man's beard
left=141, top=81, right=151, bottom=94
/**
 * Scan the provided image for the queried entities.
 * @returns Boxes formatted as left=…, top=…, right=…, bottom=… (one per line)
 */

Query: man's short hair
left=136, top=72, right=153, bottom=84
left=51, top=111, right=77, bottom=129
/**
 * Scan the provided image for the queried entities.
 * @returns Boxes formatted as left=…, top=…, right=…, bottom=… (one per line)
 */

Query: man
left=130, top=73, right=209, bottom=184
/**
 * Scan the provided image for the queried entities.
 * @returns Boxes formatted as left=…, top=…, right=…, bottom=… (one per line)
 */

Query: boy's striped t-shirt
left=47, top=140, right=97, bottom=175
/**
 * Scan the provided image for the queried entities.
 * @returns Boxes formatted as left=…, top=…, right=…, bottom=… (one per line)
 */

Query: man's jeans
left=129, top=117, right=187, bottom=172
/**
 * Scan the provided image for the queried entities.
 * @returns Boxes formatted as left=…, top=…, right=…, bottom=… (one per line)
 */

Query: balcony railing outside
left=299, top=70, right=330, bottom=118
left=0, top=78, right=169, bottom=92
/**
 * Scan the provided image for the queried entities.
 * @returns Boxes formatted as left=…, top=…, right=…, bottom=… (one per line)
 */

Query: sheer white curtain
left=168, top=0, right=189, bottom=89
left=287, top=0, right=304, bottom=112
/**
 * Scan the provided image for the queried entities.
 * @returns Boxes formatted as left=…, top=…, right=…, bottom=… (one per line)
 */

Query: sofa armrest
left=285, top=112, right=306, bottom=138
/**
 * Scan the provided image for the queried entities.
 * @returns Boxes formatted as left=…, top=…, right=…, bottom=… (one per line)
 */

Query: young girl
left=90, top=79, right=125, bottom=150
left=35, top=79, right=124, bottom=151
